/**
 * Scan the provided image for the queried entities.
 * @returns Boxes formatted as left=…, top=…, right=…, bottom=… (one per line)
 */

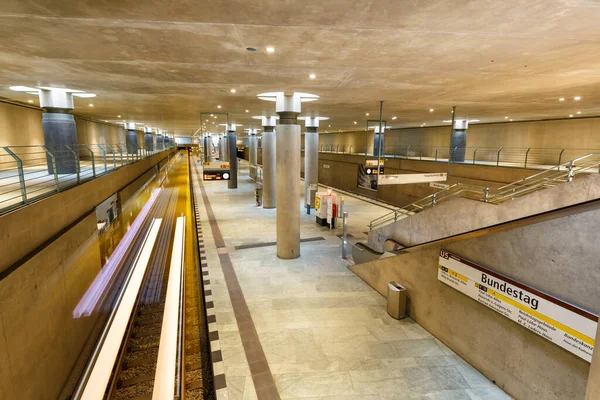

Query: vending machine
left=315, top=188, right=337, bottom=228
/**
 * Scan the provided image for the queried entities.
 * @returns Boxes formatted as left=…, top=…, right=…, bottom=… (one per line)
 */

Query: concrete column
left=227, top=126, right=239, bottom=189
left=144, top=127, right=154, bottom=152
left=253, top=116, right=278, bottom=208
left=247, top=129, right=259, bottom=180
left=124, top=122, right=138, bottom=155
left=258, top=91, right=319, bottom=259
left=586, top=323, right=600, bottom=399
left=222, top=134, right=229, bottom=162
left=38, top=88, right=78, bottom=174
left=451, top=119, right=468, bottom=162
left=207, top=136, right=214, bottom=162
left=300, top=117, right=328, bottom=209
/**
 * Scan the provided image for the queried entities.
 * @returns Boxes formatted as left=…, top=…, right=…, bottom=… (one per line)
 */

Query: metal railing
left=368, top=153, right=600, bottom=231
left=0, top=142, right=176, bottom=215
left=317, top=145, right=600, bottom=170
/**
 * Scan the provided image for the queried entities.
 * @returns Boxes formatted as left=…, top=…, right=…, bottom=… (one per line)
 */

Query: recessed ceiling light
left=392, top=116, right=397, bottom=120
left=353, top=121, right=357, bottom=124
left=577, top=111, right=582, bottom=114
left=328, top=125, right=331, bottom=127
left=366, top=113, right=369, bottom=116
left=214, top=115, right=217, bottom=118
left=574, top=96, right=581, bottom=101
left=504, top=116, right=508, bottom=119
left=429, top=109, right=434, bottom=112
left=569, top=114, right=574, bottom=118
left=230, top=88, right=236, bottom=93
left=266, top=47, right=275, bottom=53
left=245, top=109, right=249, bottom=112
left=309, top=73, right=316, bottom=79
left=559, top=98, right=565, bottom=101
left=510, top=119, right=513, bottom=121
left=217, top=105, right=222, bottom=109
left=28, top=100, right=33, bottom=103
left=89, top=104, right=94, bottom=107
left=210, top=114, right=213, bottom=116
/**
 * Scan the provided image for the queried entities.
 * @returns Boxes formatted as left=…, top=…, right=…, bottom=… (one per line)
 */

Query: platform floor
left=191, top=158, right=511, bottom=400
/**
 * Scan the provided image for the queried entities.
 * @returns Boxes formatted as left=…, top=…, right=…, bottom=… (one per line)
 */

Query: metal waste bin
left=254, top=186, right=263, bottom=206
left=387, top=281, right=407, bottom=319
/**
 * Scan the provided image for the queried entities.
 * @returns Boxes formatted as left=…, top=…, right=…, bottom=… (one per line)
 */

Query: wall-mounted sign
left=438, top=249, right=597, bottom=362
left=366, top=159, right=385, bottom=167
left=378, top=172, right=447, bottom=185
left=366, top=167, right=384, bottom=175
left=430, top=182, right=450, bottom=190
left=204, top=161, right=230, bottom=169
left=203, top=171, right=230, bottom=181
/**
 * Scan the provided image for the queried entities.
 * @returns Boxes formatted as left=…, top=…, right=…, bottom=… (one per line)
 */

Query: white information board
left=438, top=250, right=597, bottom=362
left=430, top=182, right=450, bottom=189
left=378, top=172, right=447, bottom=185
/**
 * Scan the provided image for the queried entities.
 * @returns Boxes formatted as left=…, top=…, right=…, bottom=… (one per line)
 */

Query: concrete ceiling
left=1, top=0, right=600, bottom=136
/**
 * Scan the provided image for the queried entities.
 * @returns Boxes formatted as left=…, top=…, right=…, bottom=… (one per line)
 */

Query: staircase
left=351, top=153, right=600, bottom=261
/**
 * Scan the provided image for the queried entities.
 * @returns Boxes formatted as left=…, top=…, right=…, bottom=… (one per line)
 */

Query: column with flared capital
left=124, top=122, right=138, bottom=155
left=144, top=127, right=154, bottom=152
left=258, top=92, right=320, bottom=259
left=253, top=116, right=278, bottom=209
left=299, top=116, right=328, bottom=209
left=245, top=128, right=260, bottom=181
left=226, top=124, right=242, bottom=189
left=38, top=88, right=79, bottom=174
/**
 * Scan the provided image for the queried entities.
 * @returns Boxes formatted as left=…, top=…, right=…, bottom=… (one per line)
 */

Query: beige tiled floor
left=194, top=160, right=511, bottom=400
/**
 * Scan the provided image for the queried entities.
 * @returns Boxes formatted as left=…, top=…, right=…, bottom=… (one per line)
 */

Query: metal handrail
left=368, top=153, right=600, bottom=231
left=0, top=143, right=174, bottom=215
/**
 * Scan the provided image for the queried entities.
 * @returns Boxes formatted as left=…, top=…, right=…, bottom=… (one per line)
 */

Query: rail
left=318, top=145, right=600, bottom=170
left=368, top=153, right=600, bottom=231
left=0, top=142, right=176, bottom=215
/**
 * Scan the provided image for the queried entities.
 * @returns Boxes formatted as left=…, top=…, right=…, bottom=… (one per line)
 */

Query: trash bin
left=387, top=281, right=407, bottom=319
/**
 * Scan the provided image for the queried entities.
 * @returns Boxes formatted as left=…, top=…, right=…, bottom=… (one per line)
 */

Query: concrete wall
left=0, top=101, right=44, bottom=146
left=0, top=212, right=103, bottom=399
left=0, top=148, right=177, bottom=272
left=369, top=174, right=600, bottom=251
left=75, top=117, right=126, bottom=144
left=0, top=100, right=128, bottom=146
left=351, top=205, right=600, bottom=400
left=315, top=153, right=537, bottom=207
left=320, top=117, right=600, bottom=161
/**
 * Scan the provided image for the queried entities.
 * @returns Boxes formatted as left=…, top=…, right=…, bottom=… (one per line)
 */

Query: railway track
left=70, top=153, right=213, bottom=400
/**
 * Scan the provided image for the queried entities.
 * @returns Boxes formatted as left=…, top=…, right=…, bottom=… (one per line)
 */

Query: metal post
left=42, top=146, right=60, bottom=192
left=435, top=147, right=438, bottom=161
left=4, top=147, right=27, bottom=205
left=496, top=147, right=503, bottom=166
left=432, top=193, right=437, bottom=207
left=107, top=144, right=116, bottom=171
left=377, top=100, right=384, bottom=188
left=524, top=148, right=530, bottom=168
left=407, top=145, right=411, bottom=159
left=448, top=106, right=456, bottom=168
left=119, top=145, right=124, bottom=166
left=342, top=211, right=348, bottom=259
left=67, top=145, right=80, bottom=183
left=99, top=145, right=107, bottom=173
left=84, top=144, right=95, bottom=177
left=558, top=149, right=565, bottom=170
left=483, top=187, right=489, bottom=202
left=473, top=147, right=478, bottom=164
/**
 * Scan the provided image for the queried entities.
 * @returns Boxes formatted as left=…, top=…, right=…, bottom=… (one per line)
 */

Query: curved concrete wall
left=351, top=205, right=600, bottom=400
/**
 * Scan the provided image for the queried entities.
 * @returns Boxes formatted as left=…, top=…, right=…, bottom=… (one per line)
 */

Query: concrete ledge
left=0, top=148, right=177, bottom=272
